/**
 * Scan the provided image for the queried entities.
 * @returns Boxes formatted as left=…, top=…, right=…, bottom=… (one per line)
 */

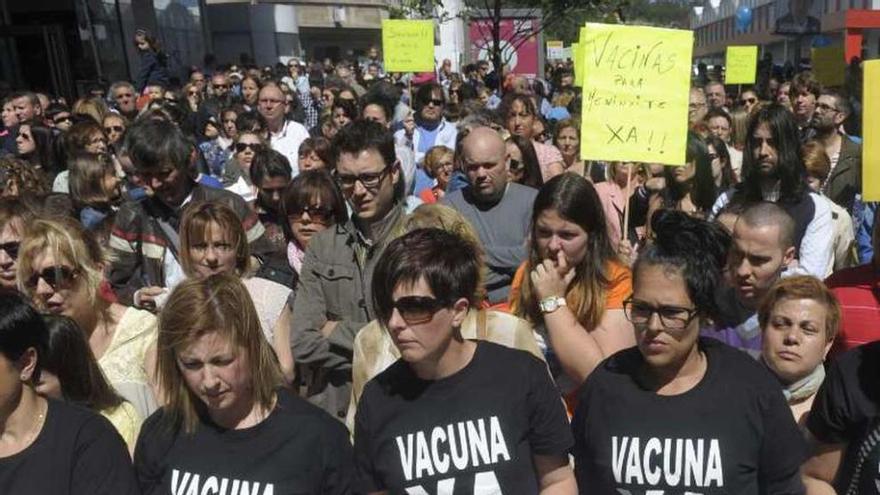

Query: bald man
left=442, top=127, right=537, bottom=303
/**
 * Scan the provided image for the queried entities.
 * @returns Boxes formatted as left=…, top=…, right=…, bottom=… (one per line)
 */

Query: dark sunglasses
left=288, top=205, right=334, bottom=225
left=0, top=241, right=19, bottom=260
left=188, top=91, right=200, bottom=96
left=213, top=84, right=230, bottom=90
left=235, top=142, right=264, bottom=153
left=424, top=98, right=444, bottom=107
left=509, top=158, right=523, bottom=171
left=388, top=296, right=450, bottom=325
left=104, top=125, right=124, bottom=134
left=25, top=265, right=79, bottom=292
left=53, top=115, right=72, bottom=124
left=740, top=97, right=757, bottom=105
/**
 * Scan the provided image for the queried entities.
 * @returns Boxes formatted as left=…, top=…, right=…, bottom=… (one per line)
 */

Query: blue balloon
left=735, top=5, right=753, bottom=32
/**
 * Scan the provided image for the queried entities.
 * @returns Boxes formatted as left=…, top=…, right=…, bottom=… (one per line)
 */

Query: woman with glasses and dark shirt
left=0, top=292, right=139, bottom=494
left=354, top=228, right=576, bottom=494
left=572, top=210, right=807, bottom=494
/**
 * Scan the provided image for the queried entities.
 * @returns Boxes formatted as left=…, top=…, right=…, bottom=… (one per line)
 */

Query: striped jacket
left=107, top=184, right=269, bottom=304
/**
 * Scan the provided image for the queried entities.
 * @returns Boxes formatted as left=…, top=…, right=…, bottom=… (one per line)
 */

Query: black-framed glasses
left=623, top=297, right=698, bottom=330
left=287, top=205, right=334, bottom=225
left=0, top=241, right=19, bottom=260
left=333, top=163, right=394, bottom=191
left=53, top=115, right=72, bottom=125
left=235, top=142, right=264, bottom=153
left=25, top=265, right=80, bottom=292
left=388, top=295, right=450, bottom=324
left=509, top=158, right=523, bottom=171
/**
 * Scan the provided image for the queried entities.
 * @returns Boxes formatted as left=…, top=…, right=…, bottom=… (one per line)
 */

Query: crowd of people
left=0, top=28, right=877, bottom=494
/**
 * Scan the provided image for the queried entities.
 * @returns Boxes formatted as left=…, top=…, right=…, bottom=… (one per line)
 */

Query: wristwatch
left=539, top=296, right=567, bottom=314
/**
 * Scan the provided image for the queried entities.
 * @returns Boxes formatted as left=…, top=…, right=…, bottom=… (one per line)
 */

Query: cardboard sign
left=725, top=46, right=758, bottom=84
left=579, top=23, right=693, bottom=165
left=382, top=20, right=435, bottom=73
left=547, top=40, right=564, bottom=59
left=863, top=60, right=880, bottom=201
left=812, top=45, right=846, bottom=87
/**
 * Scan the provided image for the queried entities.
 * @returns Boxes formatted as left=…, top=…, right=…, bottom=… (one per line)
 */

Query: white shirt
left=269, top=119, right=310, bottom=177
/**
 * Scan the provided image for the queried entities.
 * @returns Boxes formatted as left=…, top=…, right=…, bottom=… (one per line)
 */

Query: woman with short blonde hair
left=135, top=274, right=353, bottom=494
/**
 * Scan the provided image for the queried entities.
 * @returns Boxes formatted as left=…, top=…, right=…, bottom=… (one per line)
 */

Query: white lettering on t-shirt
left=611, top=436, right=724, bottom=490
left=395, top=416, right=511, bottom=492
left=170, top=469, right=275, bottom=495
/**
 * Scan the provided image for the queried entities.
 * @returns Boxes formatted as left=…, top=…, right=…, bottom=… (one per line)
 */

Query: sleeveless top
left=98, top=307, right=159, bottom=419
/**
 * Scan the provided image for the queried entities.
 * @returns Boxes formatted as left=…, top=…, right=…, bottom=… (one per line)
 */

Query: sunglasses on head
left=387, top=295, right=450, bottom=325
left=25, top=265, right=79, bottom=292
left=0, top=241, right=19, bottom=260
left=235, top=142, right=263, bottom=153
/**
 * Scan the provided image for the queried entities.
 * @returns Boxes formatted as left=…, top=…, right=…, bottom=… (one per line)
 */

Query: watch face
left=541, top=298, right=558, bottom=312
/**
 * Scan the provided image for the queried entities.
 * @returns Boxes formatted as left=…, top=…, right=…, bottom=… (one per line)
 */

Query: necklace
left=22, top=401, right=46, bottom=448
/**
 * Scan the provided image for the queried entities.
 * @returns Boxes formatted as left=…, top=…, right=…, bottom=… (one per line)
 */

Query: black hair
left=506, top=135, right=543, bottom=189
left=634, top=209, right=731, bottom=320
left=329, top=119, right=396, bottom=170
left=704, top=134, right=735, bottom=191
left=362, top=81, right=400, bottom=122
left=280, top=169, right=349, bottom=242
left=123, top=118, right=194, bottom=172
left=235, top=111, right=268, bottom=134
left=413, top=82, right=444, bottom=114
left=735, top=104, right=807, bottom=204
left=40, top=315, right=123, bottom=411
left=703, top=108, right=732, bottom=126
left=250, top=148, right=292, bottom=185
left=663, top=133, right=718, bottom=213
left=0, top=291, right=47, bottom=380
left=372, top=228, right=480, bottom=324
left=18, top=124, right=60, bottom=176
left=331, top=98, right=360, bottom=122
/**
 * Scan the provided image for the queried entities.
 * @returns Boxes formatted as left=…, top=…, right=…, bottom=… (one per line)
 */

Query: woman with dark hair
left=500, top=92, right=564, bottom=181
left=506, top=134, right=543, bottom=189
left=650, top=133, right=719, bottom=221
left=0, top=198, right=31, bottom=290
left=0, top=292, right=138, bottom=493
left=68, top=152, right=123, bottom=244
left=331, top=98, right=359, bottom=130
left=709, top=104, right=833, bottom=278
left=36, top=314, right=143, bottom=454
left=572, top=210, right=807, bottom=493
left=705, top=134, right=736, bottom=190
left=298, top=137, right=331, bottom=171
left=16, top=123, right=59, bottom=179
left=134, top=274, right=353, bottom=494
left=133, top=28, right=169, bottom=94
left=281, top=169, right=348, bottom=279
left=354, top=228, right=576, bottom=493
left=240, top=75, right=261, bottom=111
left=511, top=173, right=634, bottom=402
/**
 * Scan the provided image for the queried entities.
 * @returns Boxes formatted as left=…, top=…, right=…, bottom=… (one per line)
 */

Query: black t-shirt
left=134, top=388, right=354, bottom=495
left=354, top=341, right=573, bottom=494
left=573, top=338, right=805, bottom=494
left=807, top=341, right=880, bottom=493
left=0, top=398, right=139, bottom=495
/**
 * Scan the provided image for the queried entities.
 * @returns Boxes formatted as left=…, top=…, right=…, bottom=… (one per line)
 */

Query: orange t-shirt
left=506, top=260, right=632, bottom=314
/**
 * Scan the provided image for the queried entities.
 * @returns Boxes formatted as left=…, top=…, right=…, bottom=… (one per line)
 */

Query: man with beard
left=290, top=120, right=407, bottom=420
left=811, top=89, right=861, bottom=213
left=710, top=104, right=832, bottom=277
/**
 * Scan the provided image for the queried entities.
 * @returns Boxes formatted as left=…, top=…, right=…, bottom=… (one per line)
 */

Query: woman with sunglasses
left=572, top=210, right=806, bottom=493
left=281, top=169, right=348, bottom=280
left=0, top=292, right=139, bottom=494
left=134, top=274, right=353, bottom=494
left=16, top=123, right=59, bottom=181
left=506, top=135, right=543, bottom=189
left=179, top=201, right=295, bottom=381
left=0, top=198, right=31, bottom=290
left=510, top=173, right=634, bottom=406
left=354, top=228, right=576, bottom=493
left=222, top=130, right=267, bottom=202
left=500, top=92, right=565, bottom=182
left=102, top=113, right=128, bottom=151
left=183, top=82, right=201, bottom=113
left=18, top=216, right=160, bottom=419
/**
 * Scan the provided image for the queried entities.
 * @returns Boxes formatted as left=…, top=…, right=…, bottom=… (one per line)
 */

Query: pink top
left=593, top=181, right=626, bottom=250
left=533, top=141, right=564, bottom=182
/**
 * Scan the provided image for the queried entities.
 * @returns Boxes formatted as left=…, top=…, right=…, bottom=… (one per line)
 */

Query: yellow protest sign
left=579, top=23, right=693, bottom=166
left=725, top=46, right=758, bottom=84
left=382, top=20, right=435, bottom=73
left=863, top=60, right=880, bottom=201
left=811, top=46, right=845, bottom=86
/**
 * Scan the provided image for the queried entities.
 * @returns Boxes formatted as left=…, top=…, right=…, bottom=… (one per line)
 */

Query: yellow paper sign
left=573, top=42, right=583, bottom=86
left=725, top=46, right=758, bottom=84
left=811, top=46, right=845, bottom=87
left=863, top=60, right=880, bottom=201
left=382, top=20, right=435, bottom=73
left=579, top=23, right=693, bottom=166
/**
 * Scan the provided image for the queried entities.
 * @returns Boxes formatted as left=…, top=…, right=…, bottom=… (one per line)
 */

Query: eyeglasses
left=53, top=115, right=72, bottom=125
left=387, top=295, right=450, bottom=325
left=212, top=84, right=229, bottom=90
left=104, top=125, right=124, bottom=134
left=623, top=298, right=699, bottom=330
left=188, top=91, right=200, bottom=96
left=25, top=265, right=79, bottom=292
left=707, top=153, right=719, bottom=160
left=288, top=205, right=335, bottom=225
left=333, top=164, right=394, bottom=191
left=0, top=241, right=19, bottom=260
left=740, top=97, right=757, bottom=105
left=424, top=98, right=444, bottom=107
left=509, top=158, right=523, bottom=171
left=235, top=142, right=264, bottom=153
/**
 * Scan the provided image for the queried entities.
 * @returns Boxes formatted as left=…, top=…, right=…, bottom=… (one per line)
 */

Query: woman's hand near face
left=531, top=251, right=575, bottom=301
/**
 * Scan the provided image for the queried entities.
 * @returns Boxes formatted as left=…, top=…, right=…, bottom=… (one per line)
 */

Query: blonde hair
left=18, top=216, right=106, bottom=305
left=179, top=201, right=250, bottom=278
left=72, top=97, right=110, bottom=125
left=157, top=274, right=283, bottom=433
left=423, top=146, right=454, bottom=179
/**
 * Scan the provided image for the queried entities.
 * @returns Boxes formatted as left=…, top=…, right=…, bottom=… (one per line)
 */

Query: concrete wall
left=208, top=3, right=300, bottom=66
